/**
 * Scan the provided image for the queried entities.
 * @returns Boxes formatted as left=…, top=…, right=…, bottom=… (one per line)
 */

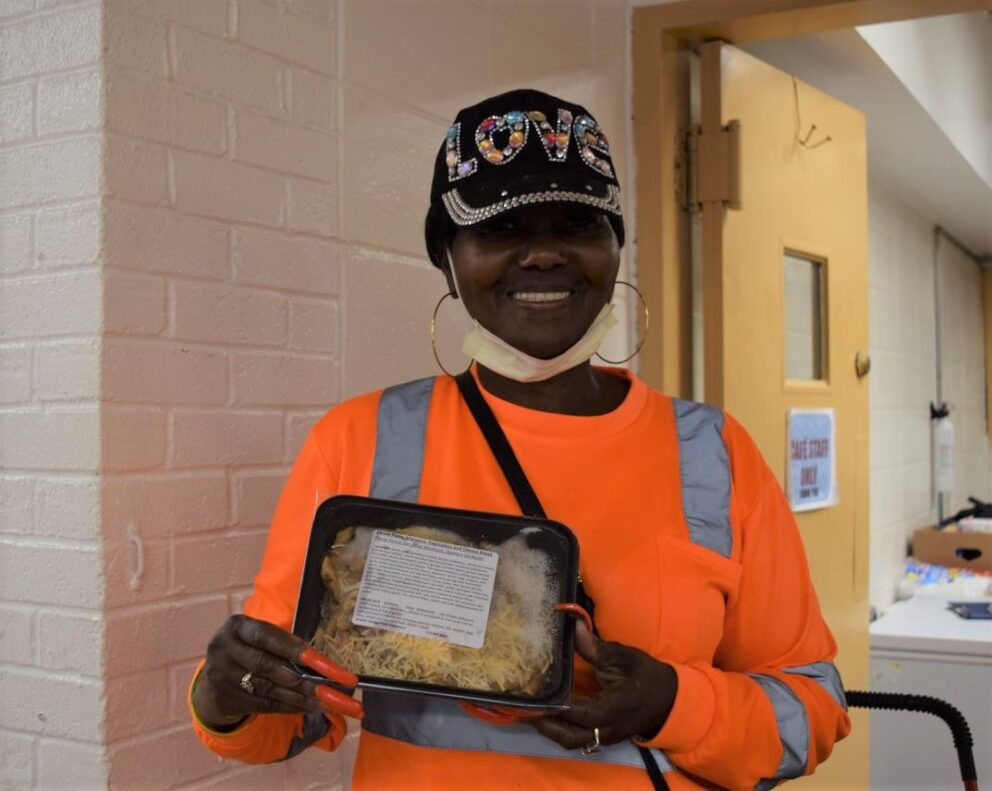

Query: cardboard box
left=912, top=527, right=992, bottom=573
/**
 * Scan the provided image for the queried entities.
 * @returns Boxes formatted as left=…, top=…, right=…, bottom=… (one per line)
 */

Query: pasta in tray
left=311, top=525, right=558, bottom=695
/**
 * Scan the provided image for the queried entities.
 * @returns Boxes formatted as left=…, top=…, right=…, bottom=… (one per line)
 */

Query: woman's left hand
left=530, top=622, right=678, bottom=749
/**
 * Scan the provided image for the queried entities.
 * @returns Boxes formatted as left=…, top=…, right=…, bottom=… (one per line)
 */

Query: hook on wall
left=799, top=123, right=832, bottom=149
left=793, top=78, right=832, bottom=149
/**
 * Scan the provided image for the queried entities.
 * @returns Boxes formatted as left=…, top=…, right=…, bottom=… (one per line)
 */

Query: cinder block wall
left=867, top=177, right=991, bottom=610
left=2, top=1, right=632, bottom=789
left=0, top=2, right=107, bottom=789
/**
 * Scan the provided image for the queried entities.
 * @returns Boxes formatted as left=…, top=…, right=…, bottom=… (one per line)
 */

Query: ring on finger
left=240, top=671, right=255, bottom=695
left=581, top=726, right=603, bottom=755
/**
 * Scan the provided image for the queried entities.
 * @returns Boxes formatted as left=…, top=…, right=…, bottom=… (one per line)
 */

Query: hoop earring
left=431, top=291, right=463, bottom=378
left=596, top=280, right=650, bottom=365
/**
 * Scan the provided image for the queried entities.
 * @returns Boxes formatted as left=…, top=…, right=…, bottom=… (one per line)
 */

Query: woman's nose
left=518, top=239, right=565, bottom=270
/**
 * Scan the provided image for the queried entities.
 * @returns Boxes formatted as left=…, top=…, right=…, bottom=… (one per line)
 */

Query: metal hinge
left=677, top=121, right=741, bottom=213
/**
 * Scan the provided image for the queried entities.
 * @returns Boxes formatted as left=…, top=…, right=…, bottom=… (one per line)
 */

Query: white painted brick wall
left=0, top=2, right=107, bottom=785
left=101, top=0, right=344, bottom=785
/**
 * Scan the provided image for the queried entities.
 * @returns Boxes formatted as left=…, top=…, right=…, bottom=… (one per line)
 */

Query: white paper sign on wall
left=788, top=409, right=838, bottom=512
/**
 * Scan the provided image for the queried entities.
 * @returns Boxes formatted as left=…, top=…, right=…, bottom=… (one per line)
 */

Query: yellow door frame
left=632, top=0, right=992, bottom=397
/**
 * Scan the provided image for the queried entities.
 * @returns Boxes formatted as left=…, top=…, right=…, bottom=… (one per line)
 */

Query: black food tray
left=292, top=495, right=579, bottom=709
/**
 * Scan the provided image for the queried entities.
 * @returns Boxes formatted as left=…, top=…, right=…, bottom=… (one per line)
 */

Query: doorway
left=632, top=2, right=990, bottom=789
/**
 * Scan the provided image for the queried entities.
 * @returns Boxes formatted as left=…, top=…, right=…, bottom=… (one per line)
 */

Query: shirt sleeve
left=638, top=415, right=851, bottom=790
left=189, top=428, right=350, bottom=764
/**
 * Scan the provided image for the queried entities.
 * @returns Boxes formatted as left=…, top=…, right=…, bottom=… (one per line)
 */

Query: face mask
left=447, top=250, right=618, bottom=383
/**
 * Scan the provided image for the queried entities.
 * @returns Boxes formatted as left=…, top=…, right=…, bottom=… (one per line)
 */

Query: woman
left=189, top=89, right=850, bottom=790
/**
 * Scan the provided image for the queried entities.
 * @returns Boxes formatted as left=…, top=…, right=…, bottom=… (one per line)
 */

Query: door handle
left=855, top=352, right=871, bottom=379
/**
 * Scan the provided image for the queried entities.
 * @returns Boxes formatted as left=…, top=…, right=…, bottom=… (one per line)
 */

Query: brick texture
left=0, top=4, right=106, bottom=778
left=99, top=1, right=347, bottom=778
left=36, top=739, right=107, bottom=790
left=36, top=202, right=101, bottom=269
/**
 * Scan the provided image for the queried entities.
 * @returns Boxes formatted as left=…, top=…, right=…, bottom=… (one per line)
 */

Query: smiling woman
left=188, top=89, right=851, bottom=791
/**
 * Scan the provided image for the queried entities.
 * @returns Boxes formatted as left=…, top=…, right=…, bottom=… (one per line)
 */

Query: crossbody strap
left=453, top=371, right=670, bottom=791
left=455, top=371, right=546, bottom=519
left=454, top=371, right=595, bottom=621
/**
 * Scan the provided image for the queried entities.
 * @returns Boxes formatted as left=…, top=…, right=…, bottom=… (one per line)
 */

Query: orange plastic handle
left=460, top=701, right=549, bottom=725
left=460, top=701, right=518, bottom=726
left=299, top=647, right=359, bottom=688
left=554, top=602, right=593, bottom=632
left=492, top=705, right=547, bottom=719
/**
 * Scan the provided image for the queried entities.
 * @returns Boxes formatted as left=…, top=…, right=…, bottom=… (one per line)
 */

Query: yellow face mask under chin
left=446, top=249, right=617, bottom=383
left=461, top=302, right=617, bottom=383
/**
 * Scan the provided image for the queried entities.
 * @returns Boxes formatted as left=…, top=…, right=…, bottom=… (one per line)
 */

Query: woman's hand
left=530, top=622, right=677, bottom=749
left=192, top=614, right=362, bottom=730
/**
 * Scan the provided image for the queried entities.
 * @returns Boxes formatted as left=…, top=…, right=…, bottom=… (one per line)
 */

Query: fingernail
left=315, top=684, right=363, bottom=718
left=300, top=648, right=359, bottom=688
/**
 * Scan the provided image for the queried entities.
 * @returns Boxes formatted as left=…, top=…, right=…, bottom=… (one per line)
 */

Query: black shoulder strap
left=454, top=374, right=605, bottom=628
left=455, top=371, right=546, bottom=519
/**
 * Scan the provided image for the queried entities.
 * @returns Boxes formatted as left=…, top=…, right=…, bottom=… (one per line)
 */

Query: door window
left=784, top=252, right=827, bottom=381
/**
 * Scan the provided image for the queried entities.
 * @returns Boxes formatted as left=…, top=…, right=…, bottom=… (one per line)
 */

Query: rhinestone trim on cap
left=441, top=185, right=622, bottom=226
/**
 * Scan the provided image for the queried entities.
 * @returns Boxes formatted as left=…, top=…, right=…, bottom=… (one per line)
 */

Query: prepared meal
left=313, top=525, right=556, bottom=695
left=292, top=496, right=579, bottom=708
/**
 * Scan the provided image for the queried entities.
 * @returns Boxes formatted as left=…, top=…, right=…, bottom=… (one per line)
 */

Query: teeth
left=513, top=291, right=571, bottom=303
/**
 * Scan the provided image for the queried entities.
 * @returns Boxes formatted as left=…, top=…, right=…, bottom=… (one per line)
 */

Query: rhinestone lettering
left=474, top=112, right=530, bottom=166
left=573, top=114, right=614, bottom=178
left=446, top=123, right=477, bottom=182
left=528, top=108, right=573, bottom=163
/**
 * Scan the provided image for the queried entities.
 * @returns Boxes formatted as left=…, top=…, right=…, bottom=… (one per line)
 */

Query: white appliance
left=869, top=595, right=992, bottom=791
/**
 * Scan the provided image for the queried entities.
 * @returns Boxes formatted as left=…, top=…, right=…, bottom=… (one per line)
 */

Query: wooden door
left=700, top=41, right=871, bottom=790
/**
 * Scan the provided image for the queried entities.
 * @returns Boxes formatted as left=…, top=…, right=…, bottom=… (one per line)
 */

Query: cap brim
left=441, top=172, right=622, bottom=227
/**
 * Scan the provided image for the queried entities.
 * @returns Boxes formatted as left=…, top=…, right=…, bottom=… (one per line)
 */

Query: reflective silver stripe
left=370, top=377, right=435, bottom=501
left=284, top=712, right=331, bottom=760
left=673, top=399, right=732, bottom=558
left=750, top=674, right=809, bottom=790
left=364, top=692, right=674, bottom=771
left=784, top=661, right=848, bottom=710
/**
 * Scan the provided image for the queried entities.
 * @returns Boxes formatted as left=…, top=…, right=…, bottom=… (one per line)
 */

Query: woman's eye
left=478, top=219, right=519, bottom=236
left=561, top=215, right=598, bottom=232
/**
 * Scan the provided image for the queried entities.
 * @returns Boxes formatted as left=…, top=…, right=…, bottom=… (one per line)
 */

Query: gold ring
left=240, top=671, right=255, bottom=695
left=581, top=726, right=603, bottom=755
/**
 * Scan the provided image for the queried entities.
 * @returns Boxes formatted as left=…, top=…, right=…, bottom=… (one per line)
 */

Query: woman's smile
left=510, top=289, right=574, bottom=306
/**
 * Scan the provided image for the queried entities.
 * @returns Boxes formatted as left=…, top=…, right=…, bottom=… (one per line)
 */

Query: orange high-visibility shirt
left=190, top=369, right=850, bottom=790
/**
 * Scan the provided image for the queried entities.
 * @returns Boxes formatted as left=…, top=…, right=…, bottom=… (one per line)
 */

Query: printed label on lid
left=352, top=530, right=499, bottom=649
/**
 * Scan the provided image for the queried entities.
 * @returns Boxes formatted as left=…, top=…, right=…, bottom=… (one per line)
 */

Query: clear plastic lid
left=292, top=495, right=579, bottom=708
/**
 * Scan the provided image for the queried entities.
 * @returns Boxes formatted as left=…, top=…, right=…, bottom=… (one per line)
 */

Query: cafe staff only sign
left=788, top=409, right=838, bottom=512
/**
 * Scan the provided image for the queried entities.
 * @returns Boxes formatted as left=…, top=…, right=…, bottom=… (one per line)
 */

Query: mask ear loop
left=445, top=248, right=466, bottom=302
left=595, top=280, right=650, bottom=365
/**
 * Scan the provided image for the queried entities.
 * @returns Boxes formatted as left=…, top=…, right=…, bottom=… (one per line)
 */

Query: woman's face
left=446, top=204, right=620, bottom=360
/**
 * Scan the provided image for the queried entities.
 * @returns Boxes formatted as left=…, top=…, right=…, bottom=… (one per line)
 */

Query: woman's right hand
left=192, top=614, right=363, bottom=730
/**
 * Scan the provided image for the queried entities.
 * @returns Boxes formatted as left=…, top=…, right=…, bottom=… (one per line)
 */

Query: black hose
left=845, top=689, right=978, bottom=790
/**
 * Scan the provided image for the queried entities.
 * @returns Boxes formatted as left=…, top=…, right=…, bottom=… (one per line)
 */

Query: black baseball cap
left=427, top=89, right=624, bottom=248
